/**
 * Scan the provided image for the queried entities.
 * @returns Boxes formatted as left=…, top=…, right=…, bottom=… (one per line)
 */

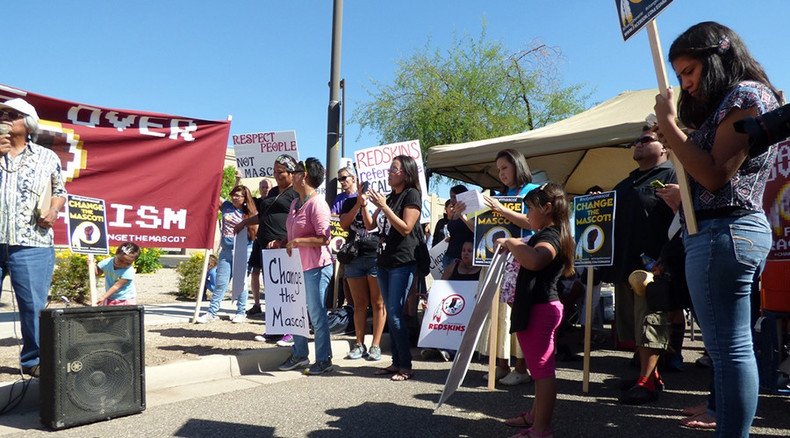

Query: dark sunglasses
left=0, top=109, right=24, bottom=120
left=338, top=175, right=351, bottom=182
left=637, top=135, right=658, bottom=145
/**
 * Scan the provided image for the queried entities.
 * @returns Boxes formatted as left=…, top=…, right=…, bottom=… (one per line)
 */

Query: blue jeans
left=378, top=263, right=415, bottom=370
left=208, top=243, right=251, bottom=316
left=684, top=213, right=770, bottom=437
left=0, top=245, right=55, bottom=368
left=293, top=264, right=333, bottom=362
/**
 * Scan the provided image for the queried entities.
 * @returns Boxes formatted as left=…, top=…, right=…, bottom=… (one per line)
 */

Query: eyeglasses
left=388, top=167, right=402, bottom=175
left=637, top=135, right=658, bottom=145
left=0, top=109, right=24, bottom=121
left=338, top=175, right=351, bottom=182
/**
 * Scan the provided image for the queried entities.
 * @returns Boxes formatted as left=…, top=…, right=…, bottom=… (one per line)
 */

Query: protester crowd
left=1, top=20, right=786, bottom=438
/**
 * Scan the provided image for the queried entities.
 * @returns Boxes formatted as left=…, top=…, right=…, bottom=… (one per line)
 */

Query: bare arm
left=484, top=195, right=531, bottom=230
left=97, top=279, right=129, bottom=304
left=500, top=237, right=556, bottom=271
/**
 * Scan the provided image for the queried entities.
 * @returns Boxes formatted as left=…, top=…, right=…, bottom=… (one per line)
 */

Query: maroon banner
left=0, top=84, right=230, bottom=249
left=765, top=139, right=790, bottom=261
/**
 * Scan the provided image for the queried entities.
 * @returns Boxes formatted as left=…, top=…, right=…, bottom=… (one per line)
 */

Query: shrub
left=175, top=252, right=206, bottom=299
left=134, top=247, right=162, bottom=274
left=50, top=250, right=109, bottom=304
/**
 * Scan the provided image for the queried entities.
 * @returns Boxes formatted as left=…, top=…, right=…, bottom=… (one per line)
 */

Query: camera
left=734, top=103, right=790, bottom=156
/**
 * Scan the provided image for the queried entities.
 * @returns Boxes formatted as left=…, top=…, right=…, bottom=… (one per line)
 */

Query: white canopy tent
left=426, top=88, right=678, bottom=195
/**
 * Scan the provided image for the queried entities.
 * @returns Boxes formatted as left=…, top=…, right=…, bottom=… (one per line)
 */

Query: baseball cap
left=0, top=98, right=39, bottom=124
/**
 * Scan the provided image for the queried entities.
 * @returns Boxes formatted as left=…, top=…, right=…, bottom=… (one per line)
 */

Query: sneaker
left=277, top=355, right=309, bottom=371
left=254, top=334, right=267, bottom=342
left=696, top=354, right=713, bottom=368
left=276, top=334, right=295, bottom=347
left=619, top=383, right=659, bottom=405
left=366, top=345, right=382, bottom=361
left=499, top=370, right=531, bottom=386
left=346, top=343, right=367, bottom=360
left=195, top=313, right=217, bottom=324
left=304, top=360, right=334, bottom=375
left=231, top=314, right=247, bottom=324
left=246, top=304, right=263, bottom=316
left=438, top=350, right=453, bottom=362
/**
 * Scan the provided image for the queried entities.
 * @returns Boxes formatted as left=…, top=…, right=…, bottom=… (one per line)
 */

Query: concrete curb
left=0, top=335, right=388, bottom=416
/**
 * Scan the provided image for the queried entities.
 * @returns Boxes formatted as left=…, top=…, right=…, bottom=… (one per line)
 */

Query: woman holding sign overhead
left=276, top=157, right=334, bottom=375
left=653, top=22, right=780, bottom=437
left=368, top=154, right=422, bottom=382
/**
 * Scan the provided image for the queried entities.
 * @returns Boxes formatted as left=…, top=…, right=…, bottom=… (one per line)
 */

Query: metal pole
left=340, top=78, right=346, bottom=158
left=325, top=0, right=343, bottom=205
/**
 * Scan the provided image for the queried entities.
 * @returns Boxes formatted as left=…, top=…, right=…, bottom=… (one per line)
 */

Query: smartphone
left=361, top=181, right=370, bottom=193
left=650, top=180, right=666, bottom=189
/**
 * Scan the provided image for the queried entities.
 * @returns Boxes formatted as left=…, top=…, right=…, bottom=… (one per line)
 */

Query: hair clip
left=717, top=36, right=730, bottom=55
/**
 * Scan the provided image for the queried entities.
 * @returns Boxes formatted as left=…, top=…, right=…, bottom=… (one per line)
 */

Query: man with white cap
left=0, top=98, right=67, bottom=378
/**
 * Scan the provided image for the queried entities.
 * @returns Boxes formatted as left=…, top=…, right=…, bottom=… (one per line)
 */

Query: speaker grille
left=40, top=305, right=145, bottom=430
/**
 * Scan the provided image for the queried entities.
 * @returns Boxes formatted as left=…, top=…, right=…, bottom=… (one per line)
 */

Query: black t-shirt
left=340, top=197, right=379, bottom=255
left=510, top=226, right=564, bottom=333
left=445, top=217, right=474, bottom=258
left=377, top=188, right=422, bottom=268
left=256, top=186, right=299, bottom=246
left=602, top=161, right=676, bottom=284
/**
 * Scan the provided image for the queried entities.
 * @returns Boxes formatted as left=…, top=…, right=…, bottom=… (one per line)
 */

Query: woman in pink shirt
left=276, top=157, right=335, bottom=375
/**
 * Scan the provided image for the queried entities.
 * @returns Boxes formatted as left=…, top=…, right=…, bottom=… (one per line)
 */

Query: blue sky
left=4, top=1, right=789, bottom=195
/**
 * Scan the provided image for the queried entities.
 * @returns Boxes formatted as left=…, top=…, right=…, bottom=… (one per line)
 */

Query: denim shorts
left=344, top=254, right=377, bottom=278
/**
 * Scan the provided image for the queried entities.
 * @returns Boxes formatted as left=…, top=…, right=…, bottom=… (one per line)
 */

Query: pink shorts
left=515, top=300, right=563, bottom=380
left=103, top=298, right=136, bottom=306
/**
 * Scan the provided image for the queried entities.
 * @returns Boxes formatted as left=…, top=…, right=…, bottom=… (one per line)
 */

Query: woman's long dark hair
left=669, top=21, right=780, bottom=129
left=230, top=184, right=258, bottom=241
left=496, top=149, right=532, bottom=193
left=524, top=182, right=575, bottom=277
left=393, top=155, right=421, bottom=193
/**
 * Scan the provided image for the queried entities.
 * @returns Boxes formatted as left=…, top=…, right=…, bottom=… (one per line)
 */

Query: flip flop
left=680, top=412, right=716, bottom=430
left=504, top=411, right=534, bottom=428
left=374, top=366, right=399, bottom=375
left=391, top=371, right=413, bottom=381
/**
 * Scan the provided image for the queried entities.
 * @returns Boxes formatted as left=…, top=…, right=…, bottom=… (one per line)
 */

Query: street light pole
left=325, top=0, right=343, bottom=205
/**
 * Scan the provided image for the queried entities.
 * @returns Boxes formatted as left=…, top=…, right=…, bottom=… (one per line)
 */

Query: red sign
left=0, top=84, right=230, bottom=249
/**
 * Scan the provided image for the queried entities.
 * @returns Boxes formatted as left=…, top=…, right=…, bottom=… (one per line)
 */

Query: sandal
left=374, top=366, right=399, bottom=376
left=680, top=412, right=716, bottom=430
left=504, top=411, right=534, bottom=428
left=681, top=402, right=707, bottom=417
left=391, top=371, right=413, bottom=381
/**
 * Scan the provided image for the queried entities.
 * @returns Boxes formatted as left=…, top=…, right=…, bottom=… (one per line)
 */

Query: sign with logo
left=573, top=191, right=616, bottom=267
left=765, top=139, right=790, bottom=261
left=262, top=249, right=309, bottom=337
left=418, top=280, right=477, bottom=351
left=66, top=194, right=109, bottom=255
left=353, top=140, right=430, bottom=223
left=616, top=0, right=673, bottom=41
left=329, top=215, right=349, bottom=254
left=473, top=196, right=524, bottom=266
left=0, top=83, right=230, bottom=249
left=233, top=130, right=299, bottom=179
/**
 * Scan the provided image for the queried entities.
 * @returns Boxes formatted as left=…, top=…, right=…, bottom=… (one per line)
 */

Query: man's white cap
left=0, top=98, right=39, bottom=124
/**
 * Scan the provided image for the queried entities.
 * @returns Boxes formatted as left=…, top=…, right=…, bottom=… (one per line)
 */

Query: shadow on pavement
left=174, top=419, right=276, bottom=437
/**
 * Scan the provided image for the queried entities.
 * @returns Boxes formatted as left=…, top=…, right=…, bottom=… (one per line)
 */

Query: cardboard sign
left=616, top=0, right=673, bottom=41
left=353, top=140, right=430, bottom=223
left=573, top=191, right=616, bottom=267
left=429, top=239, right=449, bottom=279
left=66, top=194, right=109, bottom=255
left=329, top=215, right=349, bottom=254
left=473, top=196, right=524, bottom=266
left=233, top=130, right=299, bottom=178
left=418, top=280, right=477, bottom=351
left=262, top=249, right=309, bottom=337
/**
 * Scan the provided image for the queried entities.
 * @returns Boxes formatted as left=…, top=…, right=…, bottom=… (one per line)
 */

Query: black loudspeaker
left=39, top=305, right=146, bottom=430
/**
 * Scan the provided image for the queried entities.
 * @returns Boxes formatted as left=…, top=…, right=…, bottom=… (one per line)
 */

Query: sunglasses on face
left=637, top=135, right=658, bottom=145
left=0, top=109, right=24, bottom=120
left=338, top=175, right=352, bottom=182
left=388, top=167, right=402, bottom=174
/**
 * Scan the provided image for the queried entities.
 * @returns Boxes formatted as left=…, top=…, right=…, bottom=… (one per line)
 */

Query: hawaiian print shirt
left=0, top=142, right=67, bottom=247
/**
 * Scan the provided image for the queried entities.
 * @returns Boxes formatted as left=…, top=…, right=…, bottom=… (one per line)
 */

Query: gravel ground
left=0, top=268, right=286, bottom=382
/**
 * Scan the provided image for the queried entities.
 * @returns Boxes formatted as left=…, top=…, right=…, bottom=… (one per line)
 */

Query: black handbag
left=336, top=238, right=358, bottom=264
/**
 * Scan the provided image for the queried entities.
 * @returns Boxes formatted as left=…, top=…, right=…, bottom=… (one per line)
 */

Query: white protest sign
left=455, top=190, right=486, bottom=216
left=232, top=130, right=299, bottom=178
left=230, top=231, right=248, bottom=301
left=354, top=140, right=430, bottom=223
left=418, top=280, right=477, bottom=351
left=429, top=239, right=449, bottom=279
left=262, top=248, right=309, bottom=337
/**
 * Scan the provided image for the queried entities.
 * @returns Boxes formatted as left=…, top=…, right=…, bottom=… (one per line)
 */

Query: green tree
left=354, top=30, right=590, bottom=157
left=220, top=166, right=237, bottom=200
